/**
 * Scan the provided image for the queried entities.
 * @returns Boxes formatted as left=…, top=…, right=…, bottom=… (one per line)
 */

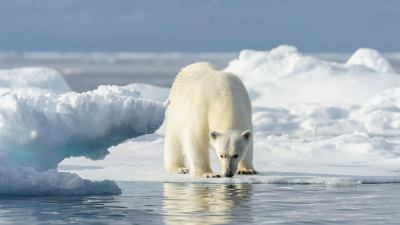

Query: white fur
left=164, top=62, right=256, bottom=178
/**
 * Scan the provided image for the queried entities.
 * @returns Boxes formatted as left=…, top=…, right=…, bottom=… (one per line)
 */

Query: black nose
left=224, top=172, right=234, bottom=177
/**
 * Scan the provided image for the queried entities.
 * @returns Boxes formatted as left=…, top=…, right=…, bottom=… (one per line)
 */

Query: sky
left=0, top=0, right=399, bottom=53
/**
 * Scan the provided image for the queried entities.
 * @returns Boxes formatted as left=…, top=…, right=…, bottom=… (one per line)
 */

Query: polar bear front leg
left=237, top=143, right=257, bottom=175
left=184, top=137, right=221, bottom=178
left=164, top=130, right=188, bottom=174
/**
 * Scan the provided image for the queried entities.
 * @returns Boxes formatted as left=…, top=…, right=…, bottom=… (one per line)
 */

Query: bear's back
left=168, top=62, right=251, bottom=131
left=169, top=62, right=245, bottom=102
left=170, top=62, right=219, bottom=97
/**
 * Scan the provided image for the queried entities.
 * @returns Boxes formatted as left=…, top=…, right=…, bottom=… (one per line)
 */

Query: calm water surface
left=1, top=182, right=399, bottom=224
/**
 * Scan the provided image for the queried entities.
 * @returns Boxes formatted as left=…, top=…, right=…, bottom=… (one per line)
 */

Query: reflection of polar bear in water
left=163, top=183, right=253, bottom=224
left=164, top=62, right=257, bottom=178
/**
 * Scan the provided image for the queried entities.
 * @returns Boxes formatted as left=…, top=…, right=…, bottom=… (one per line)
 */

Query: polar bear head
left=209, top=130, right=252, bottom=177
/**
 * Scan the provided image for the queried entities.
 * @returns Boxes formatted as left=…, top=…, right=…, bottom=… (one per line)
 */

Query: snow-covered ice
left=0, top=85, right=168, bottom=170
left=3, top=46, right=400, bottom=195
left=0, top=85, right=168, bottom=195
left=346, top=48, right=396, bottom=74
left=60, top=133, right=400, bottom=186
left=225, top=45, right=400, bottom=107
left=361, top=88, right=400, bottom=135
left=224, top=46, right=400, bottom=137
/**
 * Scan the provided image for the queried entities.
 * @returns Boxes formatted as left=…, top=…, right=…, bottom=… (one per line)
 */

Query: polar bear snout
left=221, top=158, right=239, bottom=178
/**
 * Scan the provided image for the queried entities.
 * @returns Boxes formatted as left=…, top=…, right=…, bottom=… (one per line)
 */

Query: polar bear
left=164, top=62, right=256, bottom=178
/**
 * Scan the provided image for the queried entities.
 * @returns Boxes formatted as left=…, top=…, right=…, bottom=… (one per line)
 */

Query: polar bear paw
left=177, top=167, right=190, bottom=174
left=237, top=169, right=257, bottom=175
left=202, top=172, right=221, bottom=178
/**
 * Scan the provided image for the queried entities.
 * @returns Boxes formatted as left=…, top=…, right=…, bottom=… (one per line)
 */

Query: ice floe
left=0, top=85, right=168, bottom=195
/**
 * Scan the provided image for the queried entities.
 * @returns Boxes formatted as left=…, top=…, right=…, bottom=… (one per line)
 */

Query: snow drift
left=0, top=85, right=168, bottom=195
left=346, top=48, right=396, bottom=74
left=225, top=45, right=399, bottom=107
left=361, top=88, right=400, bottom=135
left=0, top=67, right=71, bottom=97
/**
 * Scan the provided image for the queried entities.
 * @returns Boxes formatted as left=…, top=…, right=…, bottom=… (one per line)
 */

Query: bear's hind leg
left=164, top=131, right=188, bottom=174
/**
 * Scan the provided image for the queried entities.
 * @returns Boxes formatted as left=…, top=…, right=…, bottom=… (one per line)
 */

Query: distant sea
left=0, top=52, right=399, bottom=92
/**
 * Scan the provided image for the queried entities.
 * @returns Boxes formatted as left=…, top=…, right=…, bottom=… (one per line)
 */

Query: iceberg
left=0, top=85, right=168, bottom=195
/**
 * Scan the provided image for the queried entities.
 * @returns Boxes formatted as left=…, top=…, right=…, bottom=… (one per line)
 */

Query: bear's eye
left=233, top=154, right=239, bottom=158
left=220, top=155, right=223, bottom=158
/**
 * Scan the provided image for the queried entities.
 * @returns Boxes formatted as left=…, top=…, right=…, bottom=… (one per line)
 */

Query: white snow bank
left=225, top=45, right=399, bottom=107
left=60, top=133, right=400, bottom=186
left=251, top=87, right=400, bottom=137
left=252, top=104, right=362, bottom=136
left=220, top=46, right=400, bottom=136
left=361, top=88, right=400, bottom=135
left=0, top=85, right=168, bottom=195
left=346, top=48, right=396, bottom=74
left=0, top=67, right=71, bottom=97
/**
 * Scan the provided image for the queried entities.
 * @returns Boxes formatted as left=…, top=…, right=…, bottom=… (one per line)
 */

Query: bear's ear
left=242, top=130, right=251, bottom=141
left=210, top=131, right=220, bottom=140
